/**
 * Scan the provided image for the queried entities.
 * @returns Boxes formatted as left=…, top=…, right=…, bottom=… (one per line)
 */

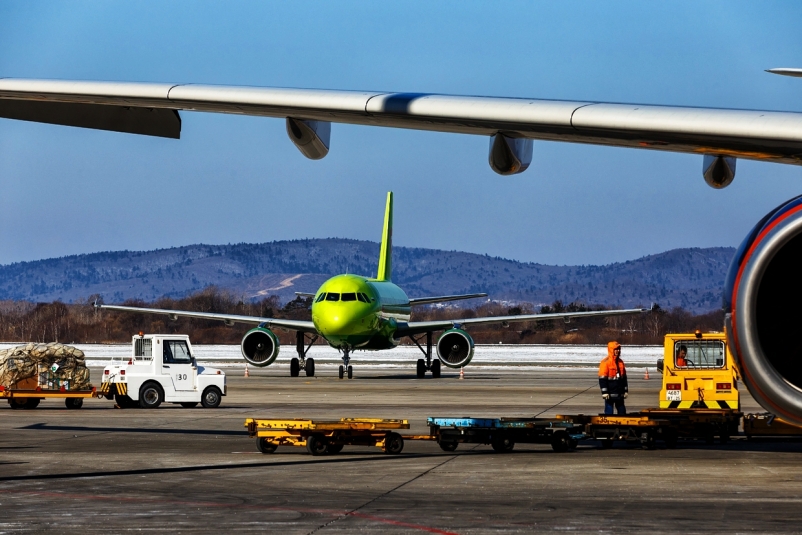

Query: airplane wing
left=395, top=306, right=649, bottom=337
left=768, top=68, right=802, bottom=78
left=408, top=293, right=488, bottom=306
left=0, top=79, right=801, bottom=174
left=96, top=303, right=318, bottom=333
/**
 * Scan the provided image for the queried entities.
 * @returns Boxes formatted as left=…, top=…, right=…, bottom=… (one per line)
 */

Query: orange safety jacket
left=599, top=342, right=628, bottom=399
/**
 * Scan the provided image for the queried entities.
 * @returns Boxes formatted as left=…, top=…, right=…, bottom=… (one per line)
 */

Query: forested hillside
left=0, top=240, right=735, bottom=313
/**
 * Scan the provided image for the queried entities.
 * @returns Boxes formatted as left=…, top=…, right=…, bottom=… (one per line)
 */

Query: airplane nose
left=319, top=310, right=361, bottom=336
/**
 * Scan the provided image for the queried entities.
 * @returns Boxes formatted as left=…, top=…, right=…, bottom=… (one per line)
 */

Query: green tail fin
left=376, top=192, right=393, bottom=281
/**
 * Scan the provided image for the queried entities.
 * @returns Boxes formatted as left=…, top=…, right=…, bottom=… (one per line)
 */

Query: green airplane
left=98, top=192, right=648, bottom=379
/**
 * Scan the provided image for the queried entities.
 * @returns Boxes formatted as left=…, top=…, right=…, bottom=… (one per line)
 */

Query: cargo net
left=0, top=343, right=91, bottom=391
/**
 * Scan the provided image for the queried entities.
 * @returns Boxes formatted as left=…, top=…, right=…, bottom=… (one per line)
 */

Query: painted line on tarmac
left=0, top=489, right=459, bottom=535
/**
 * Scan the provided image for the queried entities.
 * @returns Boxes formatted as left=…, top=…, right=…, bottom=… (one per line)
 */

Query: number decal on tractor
left=176, top=373, right=187, bottom=381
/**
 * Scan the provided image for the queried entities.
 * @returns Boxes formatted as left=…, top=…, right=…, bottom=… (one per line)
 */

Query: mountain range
left=0, top=240, right=735, bottom=313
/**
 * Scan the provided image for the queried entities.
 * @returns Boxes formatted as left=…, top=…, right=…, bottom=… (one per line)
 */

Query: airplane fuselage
left=311, top=274, right=410, bottom=350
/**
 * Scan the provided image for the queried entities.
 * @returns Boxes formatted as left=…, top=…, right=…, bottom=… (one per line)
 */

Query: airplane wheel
left=339, top=365, right=344, bottom=379
left=305, top=358, right=315, bottom=377
left=431, top=359, right=441, bottom=378
left=416, top=359, right=426, bottom=378
left=290, top=358, right=300, bottom=377
left=347, top=365, right=353, bottom=379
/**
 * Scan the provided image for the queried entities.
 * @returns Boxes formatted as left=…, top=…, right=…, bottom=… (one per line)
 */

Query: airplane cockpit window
left=341, top=293, right=357, bottom=302
left=675, top=340, right=725, bottom=369
left=326, top=293, right=340, bottom=301
left=357, top=293, right=369, bottom=303
left=315, top=293, right=326, bottom=303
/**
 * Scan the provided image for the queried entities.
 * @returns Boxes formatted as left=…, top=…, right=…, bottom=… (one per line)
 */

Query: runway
left=2, top=365, right=802, bottom=533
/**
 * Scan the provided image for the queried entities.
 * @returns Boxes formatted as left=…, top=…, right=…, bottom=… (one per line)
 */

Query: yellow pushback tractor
left=657, top=332, right=739, bottom=410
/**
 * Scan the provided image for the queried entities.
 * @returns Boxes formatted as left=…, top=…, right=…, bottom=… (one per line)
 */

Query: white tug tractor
left=99, top=334, right=226, bottom=409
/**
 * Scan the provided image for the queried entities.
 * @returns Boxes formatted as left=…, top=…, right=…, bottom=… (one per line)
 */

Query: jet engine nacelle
left=436, top=328, right=475, bottom=368
left=703, top=154, right=736, bottom=189
left=241, top=326, right=280, bottom=367
left=286, top=117, right=330, bottom=160
left=488, top=133, right=532, bottom=175
left=725, top=194, right=802, bottom=425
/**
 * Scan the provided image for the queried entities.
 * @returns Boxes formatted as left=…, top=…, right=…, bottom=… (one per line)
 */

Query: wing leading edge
left=395, top=306, right=650, bottom=337
left=1, top=78, right=801, bottom=166
left=96, top=303, right=317, bottom=333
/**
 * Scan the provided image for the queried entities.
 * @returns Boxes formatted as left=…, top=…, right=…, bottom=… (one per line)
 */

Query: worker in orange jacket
left=599, top=341, right=628, bottom=415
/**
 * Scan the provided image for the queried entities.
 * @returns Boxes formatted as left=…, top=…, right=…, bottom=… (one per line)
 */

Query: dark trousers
left=604, top=397, right=626, bottom=415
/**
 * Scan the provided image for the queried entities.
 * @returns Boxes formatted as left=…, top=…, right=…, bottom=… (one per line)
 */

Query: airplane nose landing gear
left=339, top=348, right=353, bottom=379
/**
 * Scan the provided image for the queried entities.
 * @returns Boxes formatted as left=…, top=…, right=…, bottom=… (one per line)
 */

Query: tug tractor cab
left=657, top=332, right=740, bottom=410
left=100, top=334, right=226, bottom=409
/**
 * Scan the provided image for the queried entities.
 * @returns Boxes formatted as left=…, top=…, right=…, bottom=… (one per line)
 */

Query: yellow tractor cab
left=657, top=332, right=740, bottom=410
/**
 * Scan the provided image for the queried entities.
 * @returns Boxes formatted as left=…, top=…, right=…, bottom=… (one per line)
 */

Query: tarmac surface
left=2, top=365, right=802, bottom=533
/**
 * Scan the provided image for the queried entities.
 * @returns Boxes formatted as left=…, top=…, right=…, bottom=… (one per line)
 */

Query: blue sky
left=1, top=1, right=801, bottom=266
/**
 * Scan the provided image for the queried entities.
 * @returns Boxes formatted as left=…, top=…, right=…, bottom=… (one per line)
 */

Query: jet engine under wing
left=96, top=303, right=317, bottom=333
left=408, top=293, right=488, bottom=306
left=395, top=306, right=650, bottom=337
left=1, top=79, right=802, bottom=165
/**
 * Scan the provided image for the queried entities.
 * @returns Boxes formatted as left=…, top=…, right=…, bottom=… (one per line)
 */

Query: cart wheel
left=551, top=432, right=570, bottom=453
left=416, top=359, right=426, bottom=378
left=326, top=443, right=344, bottom=454
left=431, top=359, right=441, bottom=378
left=23, top=398, right=41, bottom=410
left=180, top=402, right=198, bottom=408
left=719, top=433, right=730, bottom=445
left=9, top=398, right=26, bottom=410
left=568, top=438, right=578, bottom=450
left=439, top=441, right=459, bottom=452
left=256, top=437, right=277, bottom=454
left=641, top=433, right=657, bottom=450
left=338, top=365, right=344, bottom=379
left=139, top=382, right=164, bottom=409
left=347, top=365, right=353, bottom=379
left=384, top=432, right=404, bottom=454
left=201, top=386, right=222, bottom=409
left=305, top=358, right=315, bottom=377
left=290, top=357, right=300, bottom=377
left=600, top=439, right=614, bottom=449
left=491, top=437, right=515, bottom=453
left=664, top=429, right=679, bottom=449
left=306, top=434, right=328, bottom=456
left=65, top=398, right=83, bottom=410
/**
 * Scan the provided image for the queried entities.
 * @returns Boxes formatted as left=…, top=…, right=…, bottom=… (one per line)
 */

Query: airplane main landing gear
left=292, top=331, right=319, bottom=378
left=339, top=348, right=353, bottom=379
left=411, top=332, right=441, bottom=378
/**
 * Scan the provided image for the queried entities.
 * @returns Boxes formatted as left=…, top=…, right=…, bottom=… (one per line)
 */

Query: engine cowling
left=436, top=329, right=475, bottom=368
left=725, top=194, right=802, bottom=425
left=241, top=327, right=280, bottom=367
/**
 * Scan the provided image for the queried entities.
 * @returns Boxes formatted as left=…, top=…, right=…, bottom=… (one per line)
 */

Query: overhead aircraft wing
left=408, top=293, right=488, bottom=306
left=395, top=306, right=650, bottom=337
left=96, top=303, right=318, bottom=333
left=0, top=79, right=801, bottom=171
